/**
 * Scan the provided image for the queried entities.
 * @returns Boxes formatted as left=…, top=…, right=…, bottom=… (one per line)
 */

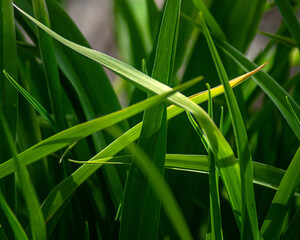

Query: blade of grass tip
left=258, top=31, right=297, bottom=47
left=85, top=221, right=89, bottom=240
left=260, top=147, right=300, bottom=240
left=3, top=70, right=58, bottom=132
left=109, top=126, right=193, bottom=240
left=200, top=13, right=259, bottom=239
left=217, top=40, right=300, bottom=140
left=0, top=191, right=28, bottom=240
left=0, top=109, right=46, bottom=240
left=120, top=0, right=181, bottom=239
left=0, top=225, right=8, bottom=240
left=0, top=1, right=18, bottom=236
left=32, top=0, right=65, bottom=130
left=274, top=0, right=300, bottom=48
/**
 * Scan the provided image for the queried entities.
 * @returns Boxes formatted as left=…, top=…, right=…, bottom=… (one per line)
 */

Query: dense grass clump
left=0, top=0, right=299, bottom=239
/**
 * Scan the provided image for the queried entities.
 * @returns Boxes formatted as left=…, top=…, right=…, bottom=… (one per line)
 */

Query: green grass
left=0, top=0, right=299, bottom=239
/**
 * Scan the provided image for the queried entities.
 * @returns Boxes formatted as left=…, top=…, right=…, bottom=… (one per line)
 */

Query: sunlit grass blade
left=0, top=191, right=28, bottom=240
left=200, top=13, right=259, bottom=238
left=2, top=71, right=257, bottom=224
left=258, top=31, right=297, bottom=47
left=0, top=109, right=46, bottom=240
left=120, top=1, right=181, bottom=238
left=0, top=77, right=200, bottom=180
left=218, top=40, right=300, bottom=140
left=3, top=70, right=58, bottom=132
left=260, top=147, right=300, bottom=239
left=274, top=0, right=300, bottom=48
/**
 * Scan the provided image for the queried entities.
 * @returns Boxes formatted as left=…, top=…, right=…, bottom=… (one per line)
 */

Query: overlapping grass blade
left=39, top=71, right=261, bottom=226
left=31, top=0, right=65, bottom=130
left=69, top=153, right=300, bottom=197
left=120, top=1, right=180, bottom=237
left=3, top=70, right=58, bottom=131
left=274, top=0, right=300, bottom=48
left=217, top=40, right=300, bottom=140
left=0, top=109, right=46, bottom=240
left=260, top=147, right=300, bottom=239
left=0, top=191, right=28, bottom=240
left=280, top=207, right=300, bottom=240
left=200, top=14, right=259, bottom=238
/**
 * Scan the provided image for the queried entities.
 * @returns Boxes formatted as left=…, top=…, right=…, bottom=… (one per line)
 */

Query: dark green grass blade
left=258, top=31, right=297, bottom=47
left=218, top=40, right=300, bottom=140
left=201, top=14, right=259, bottom=238
left=0, top=0, right=18, bottom=235
left=120, top=2, right=181, bottom=237
left=32, top=0, right=65, bottom=130
left=0, top=225, right=8, bottom=240
left=274, top=0, right=300, bottom=48
left=192, top=0, right=226, bottom=40
left=146, top=0, right=159, bottom=42
left=260, top=147, right=300, bottom=239
left=3, top=70, right=58, bottom=131
left=280, top=207, right=300, bottom=240
left=0, top=109, right=46, bottom=240
left=286, top=96, right=300, bottom=130
left=111, top=127, right=193, bottom=240
left=0, top=191, right=28, bottom=240
left=69, top=154, right=300, bottom=197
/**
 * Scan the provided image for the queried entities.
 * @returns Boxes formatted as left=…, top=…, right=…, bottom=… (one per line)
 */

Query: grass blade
left=32, top=0, right=65, bottom=130
left=0, top=109, right=46, bottom=240
left=274, top=0, right=300, bottom=48
left=218, top=40, right=300, bottom=140
left=120, top=1, right=181, bottom=237
left=258, top=31, right=297, bottom=47
left=0, top=191, right=28, bottom=240
left=200, top=14, right=259, bottom=238
left=260, top=147, right=300, bottom=239
left=3, top=70, right=58, bottom=132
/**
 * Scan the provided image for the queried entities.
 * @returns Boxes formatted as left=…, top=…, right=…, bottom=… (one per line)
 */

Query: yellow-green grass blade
left=32, top=0, right=65, bottom=130
left=201, top=14, right=259, bottom=238
left=192, top=0, right=226, bottom=40
left=0, top=0, right=18, bottom=235
left=274, top=0, right=300, bottom=48
left=260, top=147, right=300, bottom=239
left=0, top=77, right=199, bottom=180
left=69, top=154, right=300, bottom=197
left=0, top=191, right=28, bottom=240
left=218, top=40, right=300, bottom=140
left=120, top=1, right=180, bottom=238
left=39, top=70, right=262, bottom=225
left=258, top=31, right=297, bottom=47
left=110, top=127, right=193, bottom=240
left=0, top=109, right=46, bottom=240
left=3, top=70, right=58, bottom=132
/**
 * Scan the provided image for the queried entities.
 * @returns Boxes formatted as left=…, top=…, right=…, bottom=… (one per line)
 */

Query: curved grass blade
left=3, top=70, right=58, bottom=132
left=258, top=31, right=297, bottom=47
left=260, top=147, right=300, bottom=239
left=0, top=191, right=28, bottom=240
left=274, top=0, right=300, bottom=48
left=32, top=0, right=65, bottom=130
left=200, top=14, right=259, bottom=238
left=217, top=40, right=300, bottom=140
left=286, top=96, right=300, bottom=130
left=0, top=109, right=46, bottom=240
